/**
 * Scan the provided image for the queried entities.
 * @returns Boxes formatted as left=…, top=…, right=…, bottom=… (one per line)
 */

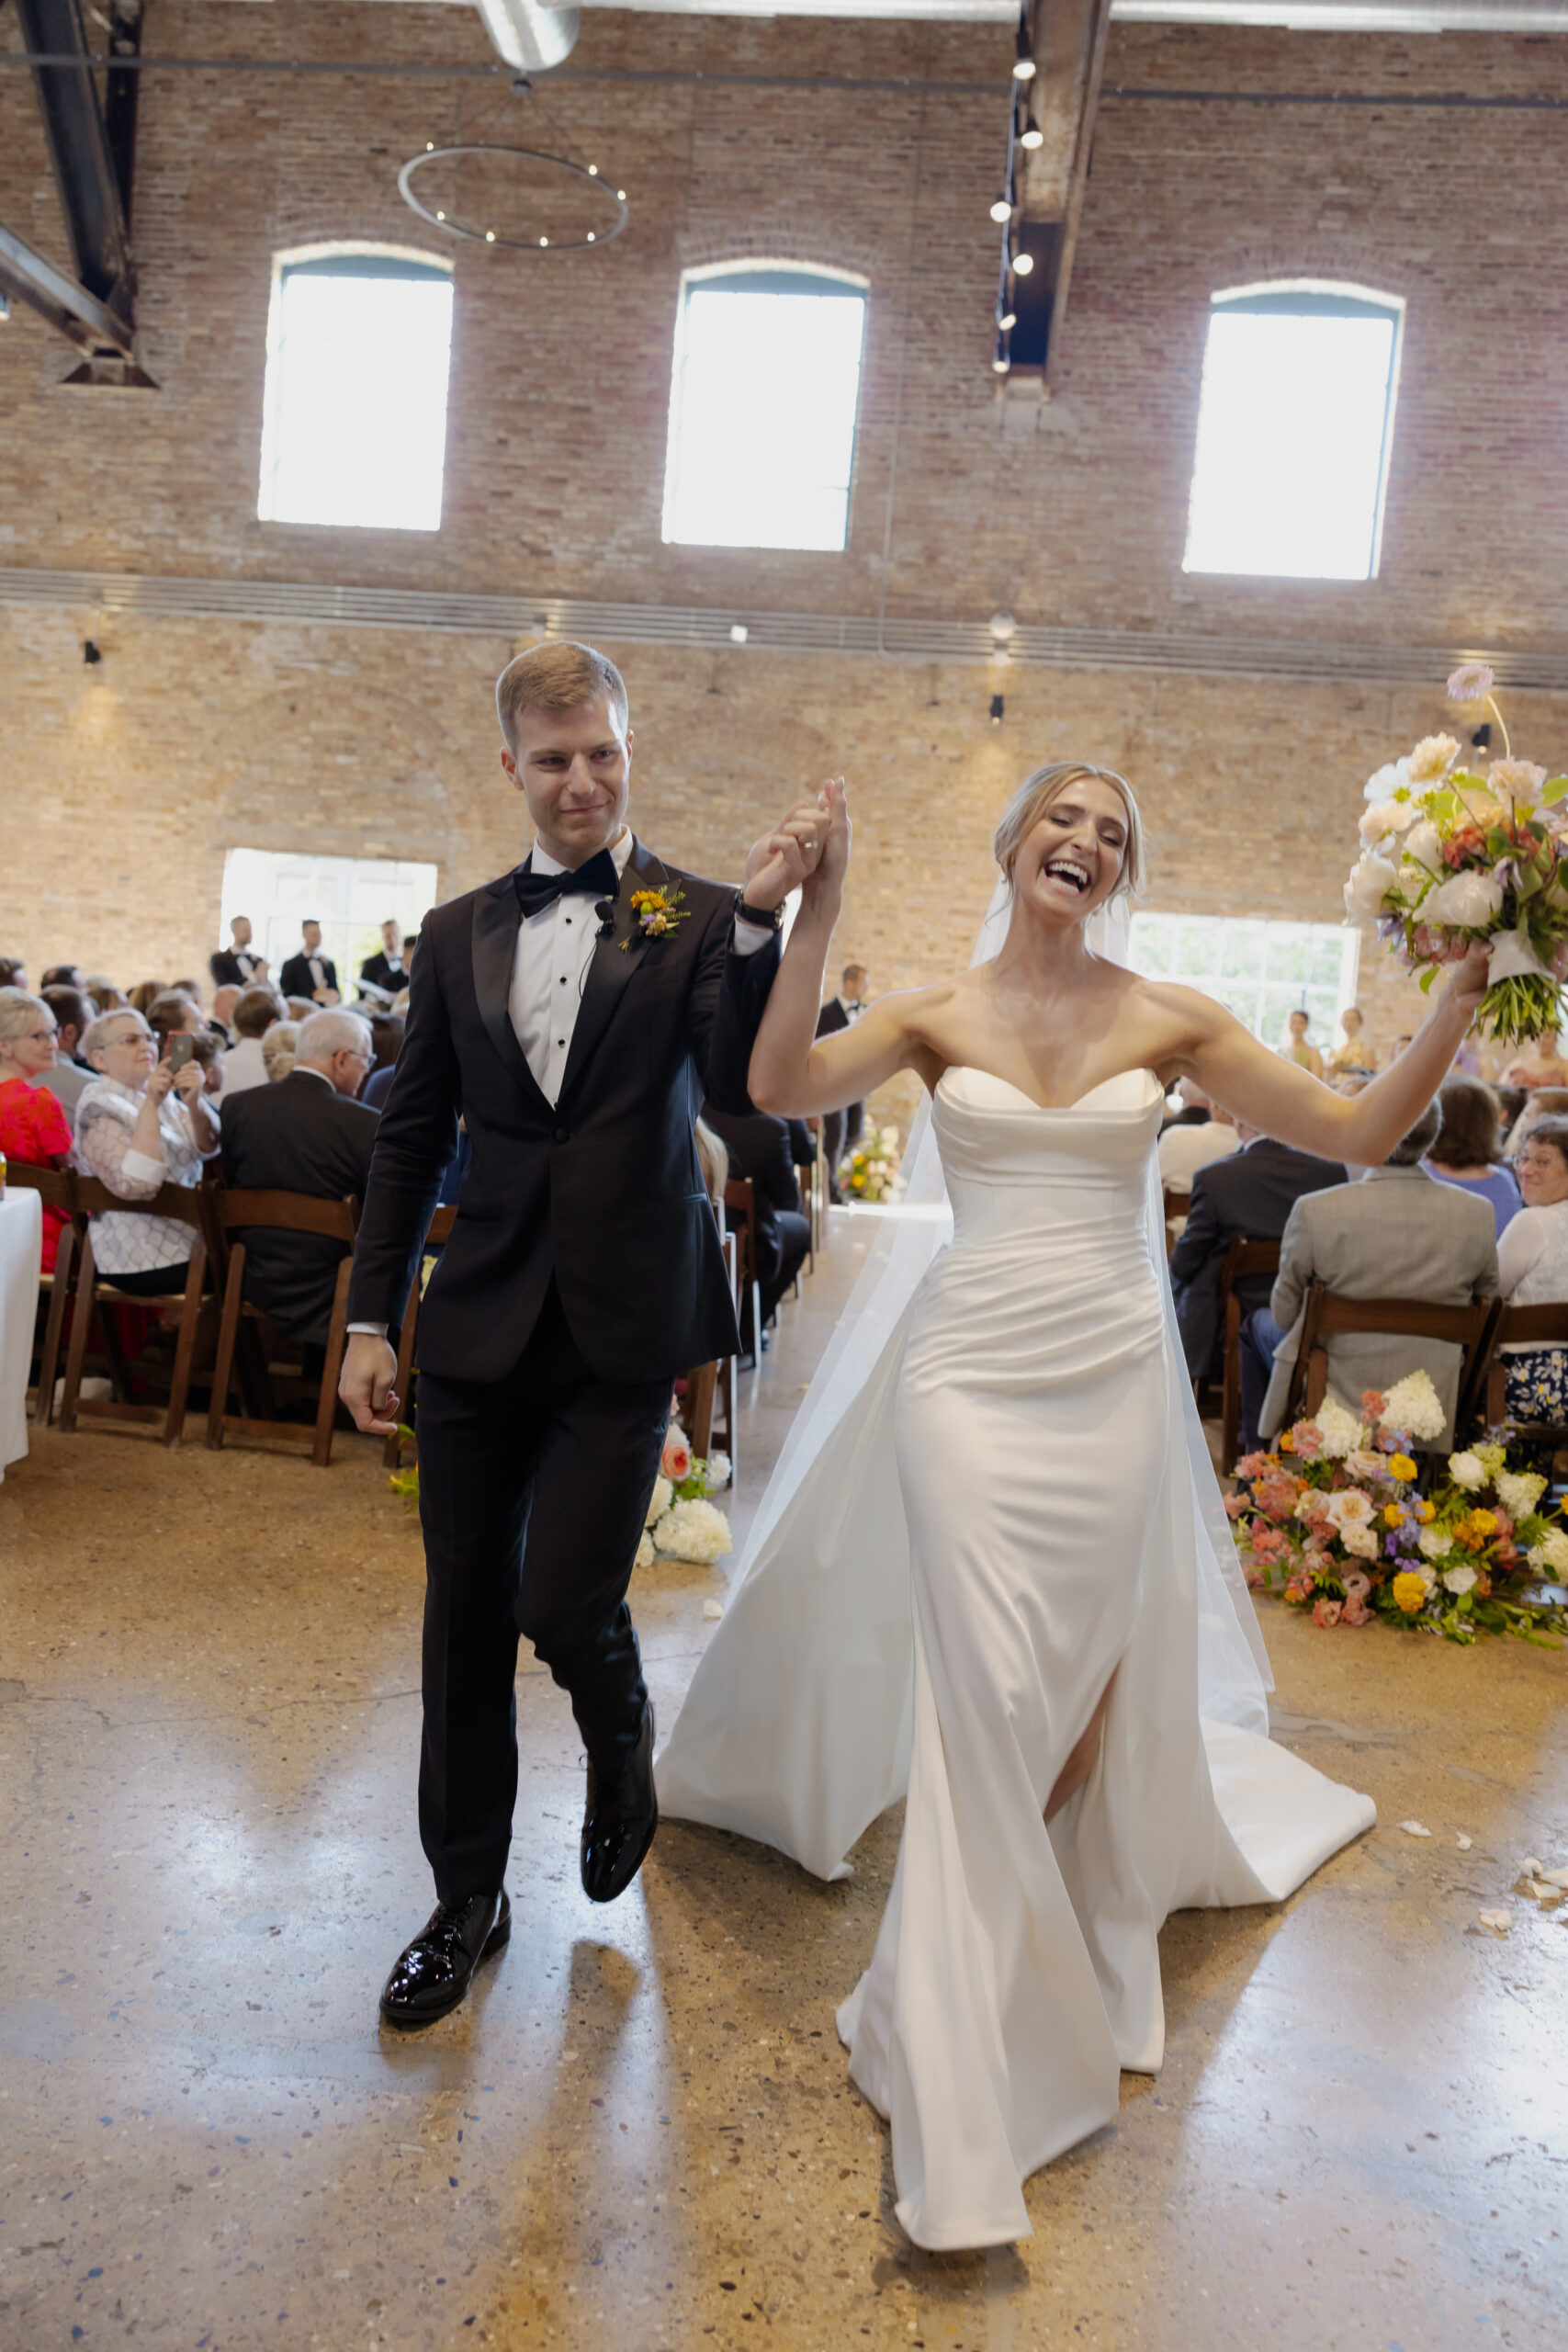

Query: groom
left=339, top=639, right=826, bottom=2028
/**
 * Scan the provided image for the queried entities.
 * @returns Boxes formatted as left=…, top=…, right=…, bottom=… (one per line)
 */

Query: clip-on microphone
left=594, top=899, right=616, bottom=940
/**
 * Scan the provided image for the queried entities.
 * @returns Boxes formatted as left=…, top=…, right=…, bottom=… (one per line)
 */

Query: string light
left=992, top=336, right=1010, bottom=376
left=989, top=192, right=1013, bottom=225
left=998, top=305, right=1017, bottom=333
left=1012, top=9, right=1036, bottom=81
left=587, top=164, right=598, bottom=175
left=617, top=188, right=626, bottom=200
left=1012, top=250, right=1035, bottom=277
left=485, top=229, right=496, bottom=243
left=1020, top=112, right=1043, bottom=152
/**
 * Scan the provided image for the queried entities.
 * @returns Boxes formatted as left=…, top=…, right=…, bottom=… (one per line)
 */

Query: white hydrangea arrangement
left=635, top=1416, right=734, bottom=1568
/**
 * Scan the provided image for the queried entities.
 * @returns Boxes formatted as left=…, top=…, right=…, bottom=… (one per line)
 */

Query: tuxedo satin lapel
left=471, top=876, right=551, bottom=1111
left=558, top=840, right=658, bottom=1103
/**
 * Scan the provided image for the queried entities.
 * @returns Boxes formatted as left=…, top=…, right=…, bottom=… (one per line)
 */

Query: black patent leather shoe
left=581, top=1702, right=658, bottom=1904
left=378, top=1889, right=511, bottom=2029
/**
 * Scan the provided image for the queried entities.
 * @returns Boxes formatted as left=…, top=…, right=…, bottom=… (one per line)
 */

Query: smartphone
left=167, top=1034, right=197, bottom=1072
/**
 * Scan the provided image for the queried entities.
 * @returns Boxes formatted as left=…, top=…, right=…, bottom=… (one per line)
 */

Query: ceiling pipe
left=469, top=0, right=581, bottom=69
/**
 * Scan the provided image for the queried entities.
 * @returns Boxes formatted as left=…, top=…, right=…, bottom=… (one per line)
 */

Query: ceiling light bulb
left=426, top=141, right=434, bottom=152
left=989, top=194, right=1013, bottom=224
left=436, top=210, right=446, bottom=221
left=586, top=232, right=595, bottom=243
left=1013, top=55, right=1035, bottom=82
left=1020, top=115, right=1043, bottom=151
left=588, top=164, right=598, bottom=175
left=1012, top=250, right=1034, bottom=276
left=998, top=308, right=1017, bottom=333
left=617, top=189, right=626, bottom=201
left=540, top=236, right=548, bottom=246
left=485, top=230, right=496, bottom=243
left=1013, top=16, right=1037, bottom=81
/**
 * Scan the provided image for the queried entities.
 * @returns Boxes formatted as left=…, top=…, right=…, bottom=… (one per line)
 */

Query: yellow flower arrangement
left=1389, top=1453, right=1418, bottom=1482
left=1416, top=1499, right=1437, bottom=1523
left=1382, top=1503, right=1405, bottom=1528
left=624, top=883, right=690, bottom=949
left=1392, top=1571, right=1428, bottom=1613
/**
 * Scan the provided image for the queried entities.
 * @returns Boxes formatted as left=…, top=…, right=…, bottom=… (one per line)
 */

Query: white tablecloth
left=0, top=1188, right=43, bottom=1478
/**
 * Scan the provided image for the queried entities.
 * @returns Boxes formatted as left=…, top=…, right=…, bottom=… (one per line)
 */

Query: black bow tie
left=513, top=846, right=621, bottom=922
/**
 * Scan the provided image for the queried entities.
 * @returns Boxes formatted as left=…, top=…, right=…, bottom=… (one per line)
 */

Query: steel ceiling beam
left=14, top=0, right=136, bottom=347
left=0, top=218, right=136, bottom=356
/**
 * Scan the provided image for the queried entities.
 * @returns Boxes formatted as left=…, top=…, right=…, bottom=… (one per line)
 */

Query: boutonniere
left=624, top=883, right=691, bottom=950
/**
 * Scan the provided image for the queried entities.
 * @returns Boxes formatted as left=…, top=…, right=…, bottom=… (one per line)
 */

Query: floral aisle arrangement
left=1344, top=663, right=1568, bottom=1046
left=636, top=1416, right=733, bottom=1569
left=839, top=1124, right=905, bottom=1204
left=1228, top=1371, right=1568, bottom=1646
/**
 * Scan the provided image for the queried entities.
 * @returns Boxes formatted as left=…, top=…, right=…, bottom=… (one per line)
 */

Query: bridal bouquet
left=840, top=1124, right=905, bottom=1204
left=1230, top=1373, right=1568, bottom=1646
left=635, top=1417, right=733, bottom=1569
left=1344, top=664, right=1568, bottom=1046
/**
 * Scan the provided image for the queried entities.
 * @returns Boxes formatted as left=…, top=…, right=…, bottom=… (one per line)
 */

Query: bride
left=658, top=762, right=1489, bottom=2252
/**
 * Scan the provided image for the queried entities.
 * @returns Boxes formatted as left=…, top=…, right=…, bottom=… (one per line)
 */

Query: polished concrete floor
left=3, top=1212, right=1566, bottom=2352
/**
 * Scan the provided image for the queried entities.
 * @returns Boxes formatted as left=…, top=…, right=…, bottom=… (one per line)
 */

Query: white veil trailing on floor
left=656, top=880, right=1277, bottom=1883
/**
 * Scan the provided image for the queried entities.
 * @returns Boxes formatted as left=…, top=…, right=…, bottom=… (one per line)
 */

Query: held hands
left=339, top=1332, right=400, bottom=1438
left=1445, top=941, right=1493, bottom=1023
left=744, top=780, right=848, bottom=912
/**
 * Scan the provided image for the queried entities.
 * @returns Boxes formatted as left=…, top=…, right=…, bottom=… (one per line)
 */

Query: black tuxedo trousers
left=415, top=1279, right=670, bottom=1905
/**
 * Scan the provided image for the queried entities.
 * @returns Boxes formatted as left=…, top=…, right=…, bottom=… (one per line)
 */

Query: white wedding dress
left=657, top=914, right=1376, bottom=2252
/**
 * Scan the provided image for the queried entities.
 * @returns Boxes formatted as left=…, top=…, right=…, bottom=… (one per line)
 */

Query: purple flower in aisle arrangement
left=1346, top=666, right=1568, bottom=1046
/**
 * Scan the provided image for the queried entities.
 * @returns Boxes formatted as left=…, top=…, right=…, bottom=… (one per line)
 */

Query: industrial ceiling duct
left=471, top=0, right=581, bottom=72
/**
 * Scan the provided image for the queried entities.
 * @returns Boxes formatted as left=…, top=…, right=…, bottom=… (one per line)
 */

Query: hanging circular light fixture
left=398, top=145, right=628, bottom=253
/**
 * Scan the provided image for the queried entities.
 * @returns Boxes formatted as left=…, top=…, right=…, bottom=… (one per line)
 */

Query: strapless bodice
left=931, top=1064, right=1164, bottom=1254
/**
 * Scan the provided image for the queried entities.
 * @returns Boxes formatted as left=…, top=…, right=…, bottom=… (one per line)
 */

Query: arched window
left=661, top=263, right=868, bottom=552
left=1182, top=280, right=1404, bottom=582
left=258, top=245, right=456, bottom=532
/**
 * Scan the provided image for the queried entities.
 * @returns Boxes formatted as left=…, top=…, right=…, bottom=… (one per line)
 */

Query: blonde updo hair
left=992, top=762, right=1145, bottom=901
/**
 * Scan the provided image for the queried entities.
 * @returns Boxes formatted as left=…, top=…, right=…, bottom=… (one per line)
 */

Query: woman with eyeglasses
left=1496, top=1114, right=1568, bottom=1423
left=68, top=1007, right=220, bottom=1295
left=0, top=988, right=73, bottom=1270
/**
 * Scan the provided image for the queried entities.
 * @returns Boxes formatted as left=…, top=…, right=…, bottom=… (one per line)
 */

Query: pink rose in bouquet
left=661, top=1425, right=694, bottom=1483
left=1312, top=1598, right=1344, bottom=1629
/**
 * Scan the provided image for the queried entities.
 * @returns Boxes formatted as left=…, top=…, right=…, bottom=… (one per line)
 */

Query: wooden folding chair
left=382, top=1203, right=457, bottom=1469
left=1282, top=1283, right=1495, bottom=1442
left=723, top=1177, right=764, bottom=1370
left=1214, top=1236, right=1280, bottom=1474
left=4, top=1161, right=79, bottom=1426
left=58, top=1177, right=211, bottom=1444
left=1480, top=1301, right=1568, bottom=1443
left=204, top=1189, right=359, bottom=1466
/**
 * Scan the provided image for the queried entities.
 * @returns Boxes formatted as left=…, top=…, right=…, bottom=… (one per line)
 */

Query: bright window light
left=220, top=846, right=439, bottom=997
left=258, top=250, right=455, bottom=532
left=1129, top=911, right=1359, bottom=1053
left=1182, top=282, right=1403, bottom=582
left=662, top=266, right=867, bottom=551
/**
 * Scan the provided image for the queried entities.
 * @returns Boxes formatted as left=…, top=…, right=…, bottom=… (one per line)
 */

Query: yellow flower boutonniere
left=624, top=883, right=690, bottom=950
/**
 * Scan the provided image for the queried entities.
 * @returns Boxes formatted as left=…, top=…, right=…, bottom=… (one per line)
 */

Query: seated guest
left=278, top=920, right=340, bottom=1006
left=818, top=962, right=868, bottom=1203
left=221, top=986, right=286, bottom=1096
left=1156, top=1081, right=1239, bottom=1192
left=701, top=1099, right=811, bottom=1349
left=41, top=963, right=86, bottom=993
left=188, top=1031, right=225, bottom=1099
left=39, top=984, right=97, bottom=1125
left=1169, top=1116, right=1348, bottom=1382
left=1244, top=1101, right=1496, bottom=1453
left=0, top=989, right=73, bottom=1269
left=85, top=976, right=127, bottom=1013
left=1280, top=1008, right=1325, bottom=1078
left=69, top=1007, right=220, bottom=1294
left=0, top=956, right=28, bottom=990
left=1495, top=1116, right=1568, bottom=1424
left=261, top=1021, right=299, bottom=1083
left=358, top=920, right=407, bottom=1003
left=1503, top=1031, right=1568, bottom=1090
left=146, top=989, right=205, bottom=1058
left=285, top=995, right=317, bottom=1023
left=127, top=980, right=164, bottom=1017
left=209, top=983, right=242, bottom=1042
left=209, top=915, right=266, bottom=989
left=1506, top=1086, right=1568, bottom=1156
left=694, top=1117, right=729, bottom=1209
left=219, top=1010, right=378, bottom=1346
left=1426, top=1076, right=1521, bottom=1238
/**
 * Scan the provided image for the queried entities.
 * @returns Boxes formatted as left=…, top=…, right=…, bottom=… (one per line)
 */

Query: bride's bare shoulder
left=1122, top=973, right=1230, bottom=1043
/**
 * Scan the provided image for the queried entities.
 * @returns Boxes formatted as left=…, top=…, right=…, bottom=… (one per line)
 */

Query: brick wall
left=3, top=6, right=1566, bottom=1106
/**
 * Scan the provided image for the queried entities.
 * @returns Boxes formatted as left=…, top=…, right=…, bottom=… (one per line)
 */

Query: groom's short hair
left=496, top=641, right=628, bottom=752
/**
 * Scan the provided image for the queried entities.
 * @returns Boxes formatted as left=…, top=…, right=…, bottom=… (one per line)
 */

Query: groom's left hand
left=743, top=786, right=840, bottom=911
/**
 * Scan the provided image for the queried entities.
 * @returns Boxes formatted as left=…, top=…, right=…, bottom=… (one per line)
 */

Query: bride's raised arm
left=1171, top=941, right=1492, bottom=1164
left=749, top=782, right=935, bottom=1118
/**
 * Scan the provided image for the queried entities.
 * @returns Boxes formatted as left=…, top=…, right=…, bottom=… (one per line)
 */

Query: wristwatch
left=735, top=893, right=784, bottom=931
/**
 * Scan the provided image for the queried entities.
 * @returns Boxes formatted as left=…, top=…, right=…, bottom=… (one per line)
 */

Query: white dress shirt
left=221, top=1035, right=271, bottom=1096
left=1157, top=1118, right=1240, bottom=1191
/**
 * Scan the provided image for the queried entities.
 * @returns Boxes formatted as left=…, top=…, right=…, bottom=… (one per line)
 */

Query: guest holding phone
left=69, top=1009, right=220, bottom=1295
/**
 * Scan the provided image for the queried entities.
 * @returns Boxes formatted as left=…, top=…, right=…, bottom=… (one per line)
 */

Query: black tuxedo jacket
left=279, top=951, right=339, bottom=999
left=210, top=947, right=263, bottom=988
left=345, top=840, right=781, bottom=1384
left=815, top=997, right=852, bottom=1039
left=358, top=950, right=405, bottom=995
left=1169, top=1136, right=1348, bottom=1378
left=219, top=1069, right=380, bottom=1343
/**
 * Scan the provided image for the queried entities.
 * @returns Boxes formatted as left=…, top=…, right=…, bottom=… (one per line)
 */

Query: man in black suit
left=1169, top=1117, right=1348, bottom=1382
left=358, top=920, right=407, bottom=1004
left=209, top=915, right=267, bottom=990
left=337, top=639, right=825, bottom=2030
left=817, top=961, right=868, bottom=1201
left=278, top=922, right=340, bottom=1005
left=219, top=1009, right=378, bottom=1345
left=701, top=1101, right=811, bottom=1349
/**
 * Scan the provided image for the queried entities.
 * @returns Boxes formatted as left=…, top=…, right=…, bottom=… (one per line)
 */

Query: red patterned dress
left=0, top=1076, right=73, bottom=1270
